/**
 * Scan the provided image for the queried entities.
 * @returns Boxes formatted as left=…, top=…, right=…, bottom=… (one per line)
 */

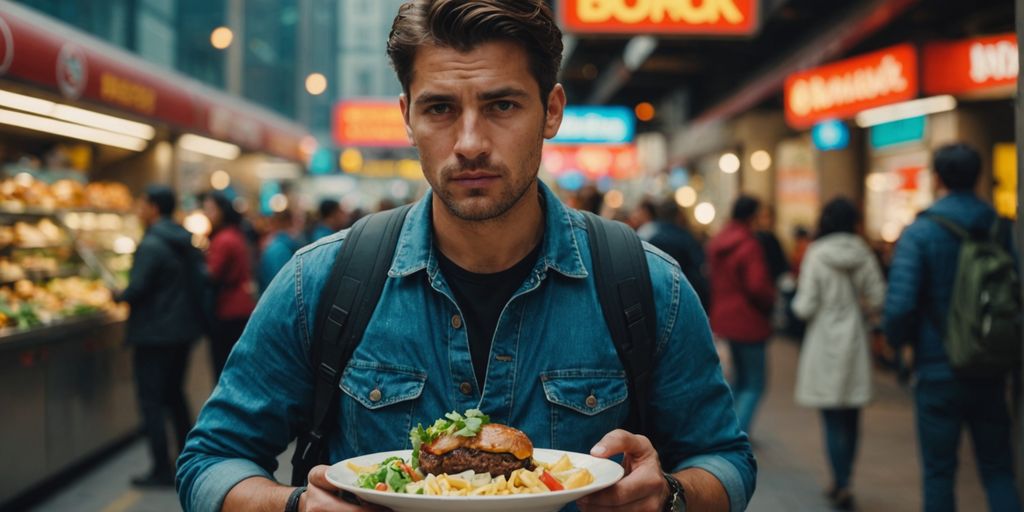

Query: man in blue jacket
left=177, top=1, right=754, bottom=511
left=884, top=143, right=1020, bottom=512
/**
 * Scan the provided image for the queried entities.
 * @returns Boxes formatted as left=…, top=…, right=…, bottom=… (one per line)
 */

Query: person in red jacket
left=202, top=192, right=257, bottom=380
left=707, top=195, right=776, bottom=435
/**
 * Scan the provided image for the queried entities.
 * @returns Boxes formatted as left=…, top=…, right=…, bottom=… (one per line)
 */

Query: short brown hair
left=387, top=0, right=563, bottom=103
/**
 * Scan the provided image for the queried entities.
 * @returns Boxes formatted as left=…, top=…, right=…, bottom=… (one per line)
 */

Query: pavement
left=23, top=338, right=995, bottom=512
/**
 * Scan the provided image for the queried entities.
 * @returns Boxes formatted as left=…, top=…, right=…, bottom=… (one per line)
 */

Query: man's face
left=400, top=40, right=565, bottom=222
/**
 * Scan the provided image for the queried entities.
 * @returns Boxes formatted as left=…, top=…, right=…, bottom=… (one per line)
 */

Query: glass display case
left=0, top=177, right=139, bottom=339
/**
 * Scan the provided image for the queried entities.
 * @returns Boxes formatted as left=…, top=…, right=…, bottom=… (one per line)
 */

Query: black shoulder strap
left=291, top=204, right=412, bottom=486
left=582, top=211, right=657, bottom=437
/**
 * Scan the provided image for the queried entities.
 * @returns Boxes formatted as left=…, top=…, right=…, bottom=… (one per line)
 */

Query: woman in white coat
left=792, top=198, right=886, bottom=511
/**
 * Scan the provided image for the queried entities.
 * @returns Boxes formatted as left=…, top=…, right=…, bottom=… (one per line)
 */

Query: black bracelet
left=284, top=486, right=306, bottom=512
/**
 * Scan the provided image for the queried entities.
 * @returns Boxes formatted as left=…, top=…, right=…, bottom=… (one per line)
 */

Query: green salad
left=356, top=456, right=417, bottom=493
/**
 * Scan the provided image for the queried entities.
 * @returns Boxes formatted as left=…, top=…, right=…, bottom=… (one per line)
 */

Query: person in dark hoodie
left=707, top=195, right=776, bottom=435
left=116, top=185, right=205, bottom=487
left=884, top=144, right=1021, bottom=512
left=634, top=196, right=710, bottom=311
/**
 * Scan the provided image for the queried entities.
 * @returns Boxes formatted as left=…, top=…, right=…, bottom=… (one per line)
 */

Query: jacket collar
left=388, top=180, right=588, bottom=279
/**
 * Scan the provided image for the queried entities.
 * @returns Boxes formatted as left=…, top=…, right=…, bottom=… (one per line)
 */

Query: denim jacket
left=177, top=182, right=756, bottom=511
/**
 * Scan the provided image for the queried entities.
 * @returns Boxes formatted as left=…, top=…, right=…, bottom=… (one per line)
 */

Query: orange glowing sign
left=333, top=100, right=410, bottom=147
left=923, top=33, right=1017, bottom=97
left=784, top=44, right=918, bottom=129
left=559, top=0, right=758, bottom=36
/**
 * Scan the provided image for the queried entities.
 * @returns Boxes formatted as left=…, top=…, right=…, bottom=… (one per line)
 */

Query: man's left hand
left=576, top=429, right=669, bottom=511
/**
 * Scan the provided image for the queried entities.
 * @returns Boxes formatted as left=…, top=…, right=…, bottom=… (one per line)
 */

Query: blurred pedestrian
left=309, top=199, right=347, bottom=241
left=202, top=191, right=256, bottom=381
left=884, top=143, right=1021, bottom=512
left=115, top=185, right=204, bottom=487
left=755, top=204, right=789, bottom=283
left=707, top=195, right=776, bottom=435
left=258, top=210, right=306, bottom=292
left=792, top=198, right=886, bottom=510
left=634, top=197, right=710, bottom=310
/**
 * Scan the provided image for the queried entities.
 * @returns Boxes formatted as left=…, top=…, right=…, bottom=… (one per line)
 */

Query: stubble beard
left=435, top=150, right=540, bottom=222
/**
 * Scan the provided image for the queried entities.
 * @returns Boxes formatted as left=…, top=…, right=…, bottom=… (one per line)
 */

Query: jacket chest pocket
left=340, top=361, right=427, bottom=454
left=540, top=369, right=629, bottom=452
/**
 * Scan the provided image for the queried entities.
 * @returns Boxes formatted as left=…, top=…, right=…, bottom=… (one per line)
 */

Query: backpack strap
left=582, top=211, right=657, bottom=437
left=291, top=204, right=412, bottom=486
left=922, top=212, right=970, bottom=240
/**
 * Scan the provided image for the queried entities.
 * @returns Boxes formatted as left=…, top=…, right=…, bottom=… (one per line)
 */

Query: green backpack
left=927, top=214, right=1022, bottom=375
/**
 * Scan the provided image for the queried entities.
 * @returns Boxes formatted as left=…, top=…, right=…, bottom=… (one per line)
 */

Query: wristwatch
left=662, top=472, right=686, bottom=512
left=284, top=486, right=306, bottom=512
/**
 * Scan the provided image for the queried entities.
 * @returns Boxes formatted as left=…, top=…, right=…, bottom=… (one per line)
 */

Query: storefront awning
left=0, top=2, right=311, bottom=162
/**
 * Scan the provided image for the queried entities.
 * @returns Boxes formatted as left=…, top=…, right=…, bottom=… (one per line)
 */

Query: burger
left=410, top=410, right=535, bottom=478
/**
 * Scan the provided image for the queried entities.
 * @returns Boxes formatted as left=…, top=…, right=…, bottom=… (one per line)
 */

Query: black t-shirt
left=437, top=243, right=542, bottom=388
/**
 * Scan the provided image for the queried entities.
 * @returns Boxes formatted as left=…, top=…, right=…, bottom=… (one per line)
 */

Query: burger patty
left=419, top=447, right=534, bottom=478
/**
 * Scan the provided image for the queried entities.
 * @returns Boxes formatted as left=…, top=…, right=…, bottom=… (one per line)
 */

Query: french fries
left=354, top=453, right=595, bottom=496
left=412, top=464, right=593, bottom=496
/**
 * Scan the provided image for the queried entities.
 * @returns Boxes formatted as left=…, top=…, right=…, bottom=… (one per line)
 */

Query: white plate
left=326, top=448, right=625, bottom=512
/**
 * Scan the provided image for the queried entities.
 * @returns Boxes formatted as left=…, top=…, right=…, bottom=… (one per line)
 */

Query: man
left=177, top=2, right=754, bottom=511
left=884, top=143, right=1020, bottom=512
left=707, top=196, right=775, bottom=436
left=634, top=197, right=710, bottom=311
left=310, top=199, right=348, bottom=242
left=117, top=185, right=204, bottom=487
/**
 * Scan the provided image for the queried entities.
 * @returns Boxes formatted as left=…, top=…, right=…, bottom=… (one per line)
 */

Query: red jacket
left=207, top=226, right=256, bottom=320
left=707, top=221, right=776, bottom=342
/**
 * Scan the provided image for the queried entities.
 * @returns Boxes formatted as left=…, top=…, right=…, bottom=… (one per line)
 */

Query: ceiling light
left=305, top=73, right=328, bottom=95
left=750, top=150, right=771, bottom=171
left=675, top=186, right=696, bottom=208
left=0, top=89, right=155, bottom=139
left=855, top=95, right=957, bottom=128
left=719, top=153, right=740, bottom=174
left=0, top=89, right=54, bottom=115
left=694, top=202, right=716, bottom=225
left=635, top=102, right=655, bottom=122
left=179, top=133, right=241, bottom=160
left=51, top=104, right=155, bottom=139
left=211, top=27, right=234, bottom=50
left=211, top=170, right=231, bottom=190
left=0, top=107, right=146, bottom=151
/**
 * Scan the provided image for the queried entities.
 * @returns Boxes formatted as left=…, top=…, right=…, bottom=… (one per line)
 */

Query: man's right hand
left=303, top=465, right=391, bottom=512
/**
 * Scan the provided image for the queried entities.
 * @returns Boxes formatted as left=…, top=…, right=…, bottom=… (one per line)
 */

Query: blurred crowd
left=113, top=142, right=1019, bottom=511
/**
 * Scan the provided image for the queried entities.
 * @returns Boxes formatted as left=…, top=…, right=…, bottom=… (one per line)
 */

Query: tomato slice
left=539, top=470, right=564, bottom=491
left=374, top=482, right=388, bottom=491
left=399, top=462, right=422, bottom=482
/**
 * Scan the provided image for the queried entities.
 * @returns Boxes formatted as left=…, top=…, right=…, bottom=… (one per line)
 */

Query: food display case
left=0, top=175, right=144, bottom=505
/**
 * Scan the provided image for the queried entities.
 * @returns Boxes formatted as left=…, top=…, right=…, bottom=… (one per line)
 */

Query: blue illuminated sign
left=260, top=181, right=281, bottom=216
left=812, top=119, right=850, bottom=151
left=871, top=116, right=926, bottom=149
left=309, top=148, right=334, bottom=175
left=552, top=106, right=635, bottom=145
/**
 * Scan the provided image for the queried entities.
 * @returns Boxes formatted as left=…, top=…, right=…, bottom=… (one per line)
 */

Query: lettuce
left=409, top=409, right=490, bottom=469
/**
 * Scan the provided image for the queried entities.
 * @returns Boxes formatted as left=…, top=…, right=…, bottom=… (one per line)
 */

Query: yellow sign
left=100, top=72, right=157, bottom=114
left=344, top=158, right=423, bottom=180
left=993, top=143, right=1016, bottom=219
left=560, top=0, right=757, bottom=35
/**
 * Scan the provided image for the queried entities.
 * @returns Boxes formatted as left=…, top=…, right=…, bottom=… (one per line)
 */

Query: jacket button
left=459, top=382, right=472, bottom=395
left=451, top=315, right=463, bottom=329
left=369, top=388, right=382, bottom=402
left=585, top=394, right=598, bottom=408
